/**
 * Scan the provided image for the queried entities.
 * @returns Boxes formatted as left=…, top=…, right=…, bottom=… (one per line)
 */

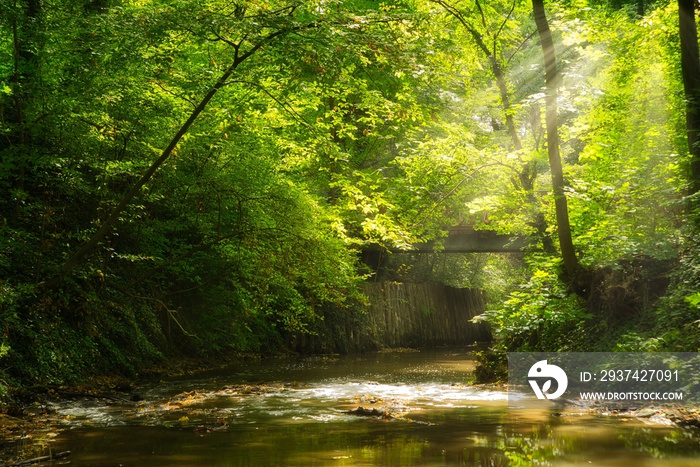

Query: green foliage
left=473, top=349, right=508, bottom=383
left=563, top=3, right=683, bottom=267
left=616, top=232, right=700, bottom=352
left=475, top=259, right=591, bottom=351
left=0, top=0, right=434, bottom=385
left=0, top=0, right=696, bottom=389
left=0, top=342, right=8, bottom=400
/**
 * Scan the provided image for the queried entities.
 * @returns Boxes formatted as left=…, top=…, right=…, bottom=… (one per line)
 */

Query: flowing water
left=18, top=349, right=700, bottom=466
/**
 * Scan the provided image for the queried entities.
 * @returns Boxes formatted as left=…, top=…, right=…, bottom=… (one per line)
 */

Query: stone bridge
left=410, top=226, right=531, bottom=253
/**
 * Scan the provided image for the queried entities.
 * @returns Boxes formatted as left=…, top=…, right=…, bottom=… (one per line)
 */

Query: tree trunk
left=678, top=0, right=700, bottom=200
left=636, top=0, right=646, bottom=17
left=490, top=56, right=523, bottom=151
left=532, top=0, right=577, bottom=278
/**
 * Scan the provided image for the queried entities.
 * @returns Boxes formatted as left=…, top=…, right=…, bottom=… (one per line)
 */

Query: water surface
left=33, top=349, right=700, bottom=465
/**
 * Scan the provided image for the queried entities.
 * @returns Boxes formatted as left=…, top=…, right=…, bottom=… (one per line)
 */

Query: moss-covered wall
left=362, top=282, right=490, bottom=347
left=290, top=282, right=490, bottom=353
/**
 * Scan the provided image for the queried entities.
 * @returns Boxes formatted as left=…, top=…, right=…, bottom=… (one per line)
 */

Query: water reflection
left=27, top=350, right=700, bottom=465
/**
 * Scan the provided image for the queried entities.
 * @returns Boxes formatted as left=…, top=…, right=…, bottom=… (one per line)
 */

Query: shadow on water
left=12, top=349, right=700, bottom=466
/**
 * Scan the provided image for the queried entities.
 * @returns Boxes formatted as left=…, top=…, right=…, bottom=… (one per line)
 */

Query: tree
left=678, top=0, right=700, bottom=200
left=532, top=0, right=577, bottom=278
left=44, top=3, right=320, bottom=288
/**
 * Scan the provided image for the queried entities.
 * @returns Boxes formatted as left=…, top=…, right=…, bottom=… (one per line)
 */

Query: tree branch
left=411, top=162, right=503, bottom=225
left=106, top=283, right=198, bottom=339
left=506, top=29, right=537, bottom=66
left=493, top=0, right=517, bottom=55
left=225, top=79, right=314, bottom=130
left=474, top=0, right=489, bottom=32
left=44, top=23, right=303, bottom=289
left=152, top=79, right=197, bottom=108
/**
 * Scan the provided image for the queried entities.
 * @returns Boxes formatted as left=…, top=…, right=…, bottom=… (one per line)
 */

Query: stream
left=10, top=348, right=700, bottom=466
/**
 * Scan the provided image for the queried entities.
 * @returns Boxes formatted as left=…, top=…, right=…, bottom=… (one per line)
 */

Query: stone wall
left=290, top=282, right=490, bottom=353
left=362, top=282, right=491, bottom=347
